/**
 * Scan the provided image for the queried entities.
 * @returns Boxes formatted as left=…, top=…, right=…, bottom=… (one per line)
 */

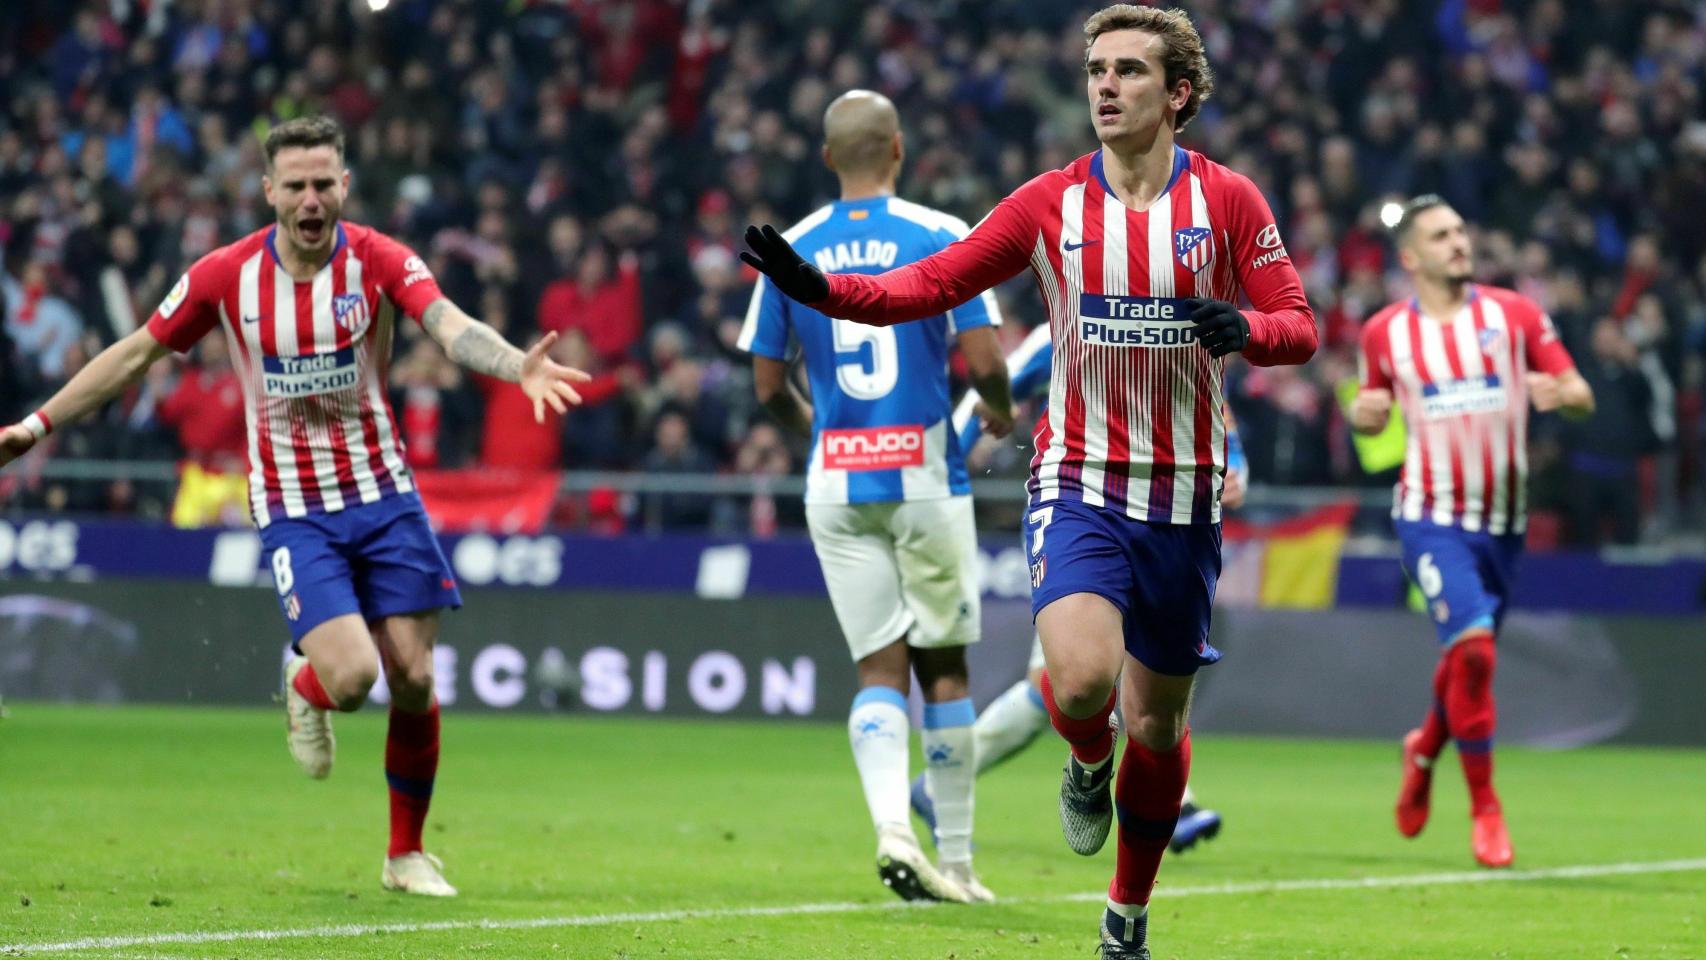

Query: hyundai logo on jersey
left=1077, top=294, right=1197, bottom=348
left=333, top=292, right=368, bottom=335
left=262, top=347, right=361, bottom=398
left=1173, top=227, right=1213, bottom=274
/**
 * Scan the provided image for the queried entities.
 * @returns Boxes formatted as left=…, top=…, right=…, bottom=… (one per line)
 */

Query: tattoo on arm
left=447, top=322, right=524, bottom=381
left=420, top=299, right=451, bottom=339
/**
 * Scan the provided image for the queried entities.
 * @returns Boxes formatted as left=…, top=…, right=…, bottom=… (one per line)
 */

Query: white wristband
left=21, top=412, right=52, bottom=441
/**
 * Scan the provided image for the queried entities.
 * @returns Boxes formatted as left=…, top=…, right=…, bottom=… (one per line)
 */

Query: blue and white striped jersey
left=740, top=196, right=1001, bottom=504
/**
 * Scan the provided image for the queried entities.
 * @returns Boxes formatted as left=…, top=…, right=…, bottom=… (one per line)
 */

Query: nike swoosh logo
left=1062, top=239, right=1099, bottom=252
left=242, top=315, right=260, bottom=325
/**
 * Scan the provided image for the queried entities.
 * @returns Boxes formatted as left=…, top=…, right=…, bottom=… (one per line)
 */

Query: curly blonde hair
left=1083, top=5, right=1215, bottom=131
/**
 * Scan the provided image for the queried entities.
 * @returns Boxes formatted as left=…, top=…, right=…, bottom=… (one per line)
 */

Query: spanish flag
left=1222, top=501, right=1358, bottom=609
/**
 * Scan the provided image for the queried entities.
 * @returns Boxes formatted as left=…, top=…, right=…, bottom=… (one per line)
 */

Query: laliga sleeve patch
left=160, top=272, right=191, bottom=318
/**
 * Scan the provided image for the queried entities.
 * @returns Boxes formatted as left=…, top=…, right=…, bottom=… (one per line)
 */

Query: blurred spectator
left=156, top=337, right=245, bottom=471
left=0, top=0, right=1701, bottom=541
left=638, top=408, right=715, bottom=531
left=390, top=335, right=480, bottom=472
left=536, top=240, right=643, bottom=366
left=1563, top=319, right=1654, bottom=546
left=3, top=261, right=83, bottom=381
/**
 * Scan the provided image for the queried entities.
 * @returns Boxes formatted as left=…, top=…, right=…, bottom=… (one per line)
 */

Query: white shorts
left=806, top=496, right=982, bottom=662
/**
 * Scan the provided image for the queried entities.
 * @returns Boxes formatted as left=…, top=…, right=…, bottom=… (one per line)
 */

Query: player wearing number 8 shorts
left=0, top=116, right=592, bottom=896
left=1352, top=195, right=1594, bottom=868
left=739, top=90, right=1015, bottom=904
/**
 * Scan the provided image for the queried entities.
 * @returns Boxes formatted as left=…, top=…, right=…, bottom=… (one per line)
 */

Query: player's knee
left=323, top=661, right=378, bottom=711
left=1126, top=710, right=1186, bottom=752
left=386, top=660, right=435, bottom=702
left=1047, top=666, right=1115, bottom=718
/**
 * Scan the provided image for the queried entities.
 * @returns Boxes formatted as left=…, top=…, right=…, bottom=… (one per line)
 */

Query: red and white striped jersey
left=146, top=223, right=443, bottom=527
left=1358, top=285, right=1575, bottom=534
left=814, top=147, right=1317, bottom=524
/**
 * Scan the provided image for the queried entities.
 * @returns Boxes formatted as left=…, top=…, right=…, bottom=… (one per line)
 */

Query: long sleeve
left=1214, top=171, right=1318, bottom=367
left=817, top=191, right=1037, bottom=327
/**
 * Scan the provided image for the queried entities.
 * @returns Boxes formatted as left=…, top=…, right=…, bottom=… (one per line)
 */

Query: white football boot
left=875, top=827, right=972, bottom=904
left=283, top=656, right=334, bottom=779
left=382, top=851, right=459, bottom=897
left=939, top=861, right=996, bottom=903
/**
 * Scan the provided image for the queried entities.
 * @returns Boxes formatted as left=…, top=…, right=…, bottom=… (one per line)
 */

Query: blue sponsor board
left=0, top=517, right=1701, bottom=614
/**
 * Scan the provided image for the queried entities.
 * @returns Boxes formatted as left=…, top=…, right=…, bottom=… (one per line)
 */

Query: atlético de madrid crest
left=1174, top=227, right=1212, bottom=274
left=333, top=292, right=369, bottom=336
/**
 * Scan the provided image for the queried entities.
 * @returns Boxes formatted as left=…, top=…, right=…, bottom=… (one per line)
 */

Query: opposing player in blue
left=738, top=90, right=1014, bottom=904
left=909, top=323, right=1238, bottom=855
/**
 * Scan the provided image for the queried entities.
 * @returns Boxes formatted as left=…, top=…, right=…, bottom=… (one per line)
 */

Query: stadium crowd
left=1, top=0, right=1703, bottom=545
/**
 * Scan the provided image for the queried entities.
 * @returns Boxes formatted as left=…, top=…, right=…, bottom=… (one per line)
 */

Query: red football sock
left=1039, top=670, right=1116, bottom=767
left=1444, top=632, right=1498, bottom=814
left=1416, top=652, right=1452, bottom=759
left=291, top=662, right=340, bottom=711
left=1109, top=730, right=1192, bottom=906
left=385, top=702, right=440, bottom=858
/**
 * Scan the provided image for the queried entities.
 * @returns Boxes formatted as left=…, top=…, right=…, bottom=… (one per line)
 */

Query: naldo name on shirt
left=1077, top=294, right=1198, bottom=348
left=813, top=239, right=900, bottom=272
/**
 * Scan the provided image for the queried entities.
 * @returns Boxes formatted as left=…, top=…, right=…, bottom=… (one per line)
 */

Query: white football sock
left=974, top=679, right=1050, bottom=774
left=848, top=686, right=912, bottom=835
left=922, top=697, right=977, bottom=864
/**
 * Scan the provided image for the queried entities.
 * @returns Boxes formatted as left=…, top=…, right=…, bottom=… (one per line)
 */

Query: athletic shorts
left=1395, top=519, right=1523, bottom=645
left=260, top=492, right=463, bottom=651
left=1024, top=498, right=1222, bottom=677
left=806, top=496, right=981, bottom=661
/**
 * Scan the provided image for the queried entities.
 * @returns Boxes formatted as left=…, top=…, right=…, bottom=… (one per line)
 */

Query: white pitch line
left=6, top=858, right=1704, bottom=956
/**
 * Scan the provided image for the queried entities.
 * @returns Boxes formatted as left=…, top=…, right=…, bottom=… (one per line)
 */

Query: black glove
left=1185, top=298, right=1250, bottom=358
left=741, top=224, right=830, bottom=304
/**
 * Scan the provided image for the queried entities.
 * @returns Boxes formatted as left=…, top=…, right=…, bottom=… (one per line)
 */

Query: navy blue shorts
left=1024, top=498, right=1222, bottom=677
left=259, top=492, right=462, bottom=651
left=1395, top=519, right=1523, bottom=645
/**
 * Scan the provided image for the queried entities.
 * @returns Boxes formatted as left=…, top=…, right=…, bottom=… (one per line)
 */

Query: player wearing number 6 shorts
left=1351, top=195, right=1594, bottom=868
left=739, top=90, right=1014, bottom=904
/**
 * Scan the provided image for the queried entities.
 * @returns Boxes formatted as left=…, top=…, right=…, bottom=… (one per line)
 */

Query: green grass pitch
left=1, top=705, right=1701, bottom=958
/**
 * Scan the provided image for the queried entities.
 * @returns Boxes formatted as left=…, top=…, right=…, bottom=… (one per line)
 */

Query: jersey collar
left=265, top=223, right=348, bottom=274
left=1409, top=285, right=1480, bottom=320
left=1090, top=145, right=1187, bottom=206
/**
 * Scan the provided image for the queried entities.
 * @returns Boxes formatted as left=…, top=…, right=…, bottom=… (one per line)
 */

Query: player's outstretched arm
left=740, top=226, right=830, bottom=306
left=419, top=298, right=592, bottom=424
left=743, top=191, right=1035, bottom=328
left=752, top=355, right=814, bottom=437
left=0, top=326, right=172, bottom=469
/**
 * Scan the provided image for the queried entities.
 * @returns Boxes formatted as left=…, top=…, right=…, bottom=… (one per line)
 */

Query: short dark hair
left=1083, top=5, right=1215, bottom=131
left=1393, top=194, right=1453, bottom=245
left=263, top=115, right=345, bottom=168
